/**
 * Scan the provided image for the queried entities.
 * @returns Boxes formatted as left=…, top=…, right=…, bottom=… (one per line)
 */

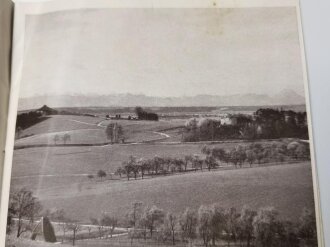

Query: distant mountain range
left=18, top=89, right=305, bottom=111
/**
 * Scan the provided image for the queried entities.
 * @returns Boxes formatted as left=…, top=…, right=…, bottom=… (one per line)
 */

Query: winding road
left=15, top=117, right=173, bottom=149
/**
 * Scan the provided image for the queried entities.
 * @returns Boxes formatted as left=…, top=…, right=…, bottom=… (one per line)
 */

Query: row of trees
left=6, top=189, right=318, bottom=247
left=254, top=109, right=308, bottom=139
left=7, top=188, right=42, bottom=238
left=53, top=133, right=71, bottom=145
left=202, top=141, right=310, bottom=169
left=45, top=209, right=82, bottom=245
left=183, top=109, right=309, bottom=142
left=105, top=123, right=125, bottom=143
left=123, top=201, right=317, bottom=247
left=16, top=111, right=44, bottom=131
left=135, top=107, right=159, bottom=121
left=7, top=189, right=83, bottom=246
left=113, top=141, right=309, bottom=181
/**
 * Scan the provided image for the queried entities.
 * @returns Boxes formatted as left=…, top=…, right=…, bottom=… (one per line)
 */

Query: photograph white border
left=0, top=1, right=323, bottom=246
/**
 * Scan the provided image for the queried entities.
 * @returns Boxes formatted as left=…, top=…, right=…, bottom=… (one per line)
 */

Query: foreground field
left=8, top=112, right=316, bottom=247
left=11, top=158, right=314, bottom=223
left=5, top=236, right=71, bottom=247
left=75, top=235, right=204, bottom=247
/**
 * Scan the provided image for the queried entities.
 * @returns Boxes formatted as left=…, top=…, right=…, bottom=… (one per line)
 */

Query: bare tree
left=67, top=222, right=81, bottom=246
left=204, top=155, right=217, bottom=171
left=152, top=156, right=163, bottom=175
left=105, top=123, right=115, bottom=143
left=239, top=206, right=257, bottom=247
left=198, top=205, right=213, bottom=247
left=139, top=160, right=148, bottom=179
left=245, top=149, right=256, bottom=167
left=224, top=207, right=240, bottom=246
left=165, top=212, right=177, bottom=245
left=127, top=201, right=143, bottom=228
left=10, top=188, right=42, bottom=238
left=138, top=213, right=149, bottom=241
left=192, top=155, right=203, bottom=171
left=122, top=161, right=131, bottom=180
left=179, top=207, right=198, bottom=246
left=101, top=214, right=118, bottom=238
left=86, top=226, right=92, bottom=238
left=140, top=205, right=164, bottom=238
left=117, top=125, right=125, bottom=143
left=90, top=217, right=104, bottom=239
left=97, top=170, right=106, bottom=181
left=126, top=201, right=143, bottom=245
left=253, top=207, right=279, bottom=247
left=63, top=133, right=71, bottom=144
left=210, top=204, right=225, bottom=246
left=53, top=134, right=60, bottom=145
left=184, top=155, right=193, bottom=171
left=106, top=123, right=124, bottom=143
left=115, top=167, right=123, bottom=178
left=125, top=156, right=137, bottom=180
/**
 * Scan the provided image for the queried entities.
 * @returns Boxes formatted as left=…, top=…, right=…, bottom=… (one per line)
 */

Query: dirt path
left=69, top=119, right=104, bottom=128
left=152, top=131, right=170, bottom=138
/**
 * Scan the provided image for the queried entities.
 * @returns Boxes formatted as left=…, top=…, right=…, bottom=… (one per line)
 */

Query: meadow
left=15, top=115, right=185, bottom=146
left=5, top=235, right=72, bottom=247
left=74, top=235, right=207, bottom=247
left=11, top=137, right=290, bottom=179
left=10, top=156, right=314, bottom=224
left=7, top=112, right=317, bottom=247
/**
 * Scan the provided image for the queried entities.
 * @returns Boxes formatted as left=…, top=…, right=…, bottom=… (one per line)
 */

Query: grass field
left=74, top=234, right=240, bottom=247
left=11, top=139, right=282, bottom=179
left=75, top=235, right=196, bottom=247
left=7, top=113, right=317, bottom=247
left=19, top=115, right=103, bottom=136
left=5, top=235, right=71, bottom=247
left=15, top=115, right=185, bottom=146
left=10, top=157, right=314, bottom=224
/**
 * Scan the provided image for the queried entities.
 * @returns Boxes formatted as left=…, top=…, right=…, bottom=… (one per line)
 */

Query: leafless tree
left=90, top=217, right=104, bottom=239
left=101, top=214, right=118, bottom=238
left=67, top=222, right=81, bottom=246
left=164, top=212, right=177, bottom=245
left=63, top=133, right=71, bottom=144
left=179, top=207, right=197, bottom=246
left=10, top=188, right=42, bottom=238
left=53, top=134, right=60, bottom=145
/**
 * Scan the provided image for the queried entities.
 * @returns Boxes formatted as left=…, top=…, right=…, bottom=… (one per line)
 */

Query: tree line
left=109, top=141, right=310, bottom=181
left=183, top=108, right=309, bottom=142
left=135, top=107, right=159, bottom=121
left=6, top=189, right=317, bottom=247
left=7, top=189, right=86, bottom=246
left=53, top=133, right=71, bottom=145
left=16, top=111, right=47, bottom=136
left=106, top=123, right=125, bottom=143
left=123, top=202, right=317, bottom=247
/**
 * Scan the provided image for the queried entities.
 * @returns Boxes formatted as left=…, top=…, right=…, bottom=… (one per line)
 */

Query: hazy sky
left=20, top=7, right=305, bottom=98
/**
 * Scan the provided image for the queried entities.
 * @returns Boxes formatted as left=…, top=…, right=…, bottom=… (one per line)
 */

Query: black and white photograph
left=2, top=1, right=322, bottom=246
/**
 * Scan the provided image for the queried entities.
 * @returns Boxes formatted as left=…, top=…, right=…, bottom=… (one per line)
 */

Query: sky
left=20, top=7, right=305, bottom=98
